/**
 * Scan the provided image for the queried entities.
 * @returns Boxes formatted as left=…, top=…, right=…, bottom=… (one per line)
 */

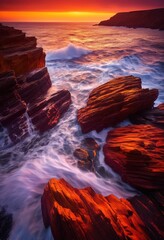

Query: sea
left=0, top=22, right=164, bottom=240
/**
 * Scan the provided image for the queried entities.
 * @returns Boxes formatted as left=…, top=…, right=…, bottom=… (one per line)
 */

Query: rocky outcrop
left=0, top=24, right=45, bottom=76
left=104, top=124, right=164, bottom=190
left=0, top=24, right=71, bottom=143
left=99, top=8, right=164, bottom=30
left=130, top=103, right=164, bottom=129
left=78, top=76, right=158, bottom=133
left=41, top=178, right=163, bottom=240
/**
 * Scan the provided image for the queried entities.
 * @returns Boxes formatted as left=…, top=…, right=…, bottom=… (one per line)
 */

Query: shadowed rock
left=0, top=207, right=13, bottom=240
left=103, top=124, right=164, bottom=190
left=0, top=24, right=72, bottom=143
left=78, top=76, right=158, bottom=133
left=99, top=8, right=164, bottom=30
left=41, top=178, right=163, bottom=240
left=130, top=103, right=164, bottom=129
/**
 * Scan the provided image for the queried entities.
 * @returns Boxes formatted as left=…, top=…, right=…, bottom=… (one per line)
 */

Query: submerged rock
left=73, top=138, right=100, bottom=172
left=99, top=8, right=164, bottom=30
left=103, top=124, right=164, bottom=190
left=78, top=75, right=158, bottom=133
left=41, top=178, right=163, bottom=240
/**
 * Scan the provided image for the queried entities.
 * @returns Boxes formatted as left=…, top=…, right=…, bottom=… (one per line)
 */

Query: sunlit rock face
left=99, top=8, right=164, bottom=30
left=78, top=75, right=158, bottom=133
left=104, top=124, right=164, bottom=190
left=0, top=24, right=71, bottom=143
left=0, top=24, right=45, bottom=76
left=42, top=178, right=164, bottom=240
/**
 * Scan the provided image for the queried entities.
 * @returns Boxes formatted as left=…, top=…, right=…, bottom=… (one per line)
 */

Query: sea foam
left=46, top=43, right=91, bottom=61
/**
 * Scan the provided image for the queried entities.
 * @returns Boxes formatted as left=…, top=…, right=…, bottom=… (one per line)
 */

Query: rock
left=130, top=103, right=164, bottom=129
left=41, top=178, right=164, bottom=240
left=0, top=24, right=72, bottom=143
left=78, top=76, right=158, bottom=133
left=0, top=24, right=45, bottom=76
left=103, top=124, right=164, bottom=190
left=0, top=207, right=13, bottom=240
left=73, top=148, right=90, bottom=161
left=99, top=8, right=164, bottom=30
left=73, top=138, right=100, bottom=172
left=28, top=87, right=71, bottom=132
left=129, top=193, right=164, bottom=239
left=81, top=137, right=100, bottom=151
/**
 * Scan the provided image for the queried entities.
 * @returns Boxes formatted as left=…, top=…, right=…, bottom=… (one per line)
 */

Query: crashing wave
left=46, top=43, right=91, bottom=61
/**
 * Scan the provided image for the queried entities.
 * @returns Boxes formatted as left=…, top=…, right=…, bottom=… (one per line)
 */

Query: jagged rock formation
left=78, top=76, right=158, bottom=133
left=41, top=178, right=163, bottom=240
left=0, top=24, right=45, bottom=75
left=104, top=124, right=164, bottom=190
left=130, top=103, right=164, bottom=129
left=99, top=8, right=164, bottom=30
left=0, top=24, right=71, bottom=143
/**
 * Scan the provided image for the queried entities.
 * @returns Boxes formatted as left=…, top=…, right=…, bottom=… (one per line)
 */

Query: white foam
left=46, top=43, right=91, bottom=61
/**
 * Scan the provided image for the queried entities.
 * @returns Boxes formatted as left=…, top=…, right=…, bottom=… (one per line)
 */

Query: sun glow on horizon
left=0, top=11, right=114, bottom=22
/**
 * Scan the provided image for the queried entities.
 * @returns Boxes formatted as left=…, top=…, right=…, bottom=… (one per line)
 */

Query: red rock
left=0, top=24, right=45, bottom=76
left=27, top=87, right=71, bottom=132
left=78, top=76, right=158, bottom=133
left=130, top=103, right=164, bottom=129
left=42, top=178, right=151, bottom=240
left=0, top=25, right=72, bottom=142
left=103, top=124, right=164, bottom=190
left=17, top=67, right=52, bottom=103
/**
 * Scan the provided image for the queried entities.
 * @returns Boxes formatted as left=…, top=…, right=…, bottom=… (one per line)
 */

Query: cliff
left=0, top=24, right=71, bottom=143
left=99, top=8, right=164, bottom=30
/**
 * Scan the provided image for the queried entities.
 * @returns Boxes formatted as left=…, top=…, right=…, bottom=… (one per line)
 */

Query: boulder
left=78, top=76, right=158, bottom=133
left=99, top=8, right=164, bottom=30
left=73, top=138, right=100, bottom=172
left=103, top=124, right=164, bottom=190
left=41, top=178, right=163, bottom=240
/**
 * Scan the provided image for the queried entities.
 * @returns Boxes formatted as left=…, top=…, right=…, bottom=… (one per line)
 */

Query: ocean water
left=0, top=22, right=164, bottom=240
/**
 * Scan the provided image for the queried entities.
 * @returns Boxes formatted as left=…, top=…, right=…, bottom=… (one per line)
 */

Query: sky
left=0, top=0, right=164, bottom=22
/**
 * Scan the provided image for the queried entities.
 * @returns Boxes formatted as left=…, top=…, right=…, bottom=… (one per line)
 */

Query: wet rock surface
left=41, top=178, right=163, bottom=240
left=0, top=24, right=71, bottom=143
left=73, top=138, right=100, bottom=172
left=78, top=75, right=158, bottom=133
left=104, top=124, right=164, bottom=190
left=130, top=103, right=164, bottom=129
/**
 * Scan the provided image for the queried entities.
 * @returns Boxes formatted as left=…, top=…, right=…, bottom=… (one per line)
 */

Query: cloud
left=0, top=0, right=164, bottom=12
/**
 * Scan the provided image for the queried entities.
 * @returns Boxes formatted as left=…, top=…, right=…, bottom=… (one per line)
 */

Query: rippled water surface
left=0, top=22, right=164, bottom=240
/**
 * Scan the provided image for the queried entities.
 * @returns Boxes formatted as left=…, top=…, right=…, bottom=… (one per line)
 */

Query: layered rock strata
left=0, top=24, right=71, bottom=143
left=78, top=76, right=158, bottom=133
left=41, top=178, right=163, bottom=240
left=104, top=124, right=164, bottom=190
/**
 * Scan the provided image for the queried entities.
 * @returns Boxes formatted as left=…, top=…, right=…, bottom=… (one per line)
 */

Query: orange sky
left=0, top=0, right=164, bottom=22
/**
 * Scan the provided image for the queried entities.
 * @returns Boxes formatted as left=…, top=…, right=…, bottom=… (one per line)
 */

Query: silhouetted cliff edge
left=99, top=8, right=164, bottom=30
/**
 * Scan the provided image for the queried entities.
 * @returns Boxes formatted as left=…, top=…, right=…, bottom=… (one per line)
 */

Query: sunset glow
left=0, top=11, right=114, bottom=22
left=0, top=0, right=164, bottom=22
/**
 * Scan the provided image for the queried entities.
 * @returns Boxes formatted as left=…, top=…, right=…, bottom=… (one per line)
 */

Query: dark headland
left=99, top=8, right=164, bottom=30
